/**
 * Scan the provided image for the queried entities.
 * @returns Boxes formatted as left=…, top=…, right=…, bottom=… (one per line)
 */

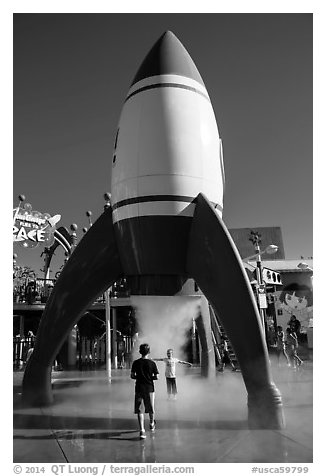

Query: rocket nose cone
left=131, top=30, right=205, bottom=87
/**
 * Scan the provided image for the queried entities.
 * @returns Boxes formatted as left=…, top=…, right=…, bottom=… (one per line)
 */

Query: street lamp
left=243, top=244, right=279, bottom=263
left=265, top=244, right=278, bottom=255
left=70, top=224, right=78, bottom=251
left=104, top=192, right=111, bottom=210
left=248, top=231, right=278, bottom=340
left=297, top=262, right=312, bottom=271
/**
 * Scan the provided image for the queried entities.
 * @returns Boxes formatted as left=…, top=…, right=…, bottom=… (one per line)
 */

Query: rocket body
left=111, top=32, right=224, bottom=281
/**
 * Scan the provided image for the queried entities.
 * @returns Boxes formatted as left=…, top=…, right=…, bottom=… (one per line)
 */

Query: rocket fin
left=187, top=193, right=284, bottom=429
left=23, top=206, right=123, bottom=406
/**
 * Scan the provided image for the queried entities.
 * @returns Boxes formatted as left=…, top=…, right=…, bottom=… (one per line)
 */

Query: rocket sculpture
left=23, top=31, right=284, bottom=429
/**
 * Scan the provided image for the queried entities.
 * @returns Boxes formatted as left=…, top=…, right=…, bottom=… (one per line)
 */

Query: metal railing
left=77, top=335, right=133, bottom=369
left=13, top=278, right=55, bottom=304
left=13, top=277, right=130, bottom=305
left=13, top=336, right=35, bottom=370
left=13, top=334, right=134, bottom=370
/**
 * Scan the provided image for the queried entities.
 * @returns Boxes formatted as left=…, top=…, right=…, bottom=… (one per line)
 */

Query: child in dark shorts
left=131, top=343, right=159, bottom=439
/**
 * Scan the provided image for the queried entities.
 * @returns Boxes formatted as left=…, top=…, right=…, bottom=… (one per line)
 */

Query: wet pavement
left=13, top=360, right=313, bottom=463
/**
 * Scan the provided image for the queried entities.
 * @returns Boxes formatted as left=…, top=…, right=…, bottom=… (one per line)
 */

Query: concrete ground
left=13, top=358, right=313, bottom=463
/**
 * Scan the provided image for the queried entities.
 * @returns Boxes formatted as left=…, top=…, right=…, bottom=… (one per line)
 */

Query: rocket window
left=114, top=128, right=120, bottom=150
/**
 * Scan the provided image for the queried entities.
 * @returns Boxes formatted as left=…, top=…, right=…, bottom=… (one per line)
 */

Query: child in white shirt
left=155, top=348, right=191, bottom=400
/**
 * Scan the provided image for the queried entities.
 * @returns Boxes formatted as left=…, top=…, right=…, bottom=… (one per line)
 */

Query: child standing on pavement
left=154, top=348, right=192, bottom=400
left=131, top=343, right=159, bottom=439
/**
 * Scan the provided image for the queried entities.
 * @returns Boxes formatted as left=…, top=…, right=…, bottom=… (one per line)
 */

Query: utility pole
left=249, top=231, right=268, bottom=339
left=104, top=193, right=113, bottom=382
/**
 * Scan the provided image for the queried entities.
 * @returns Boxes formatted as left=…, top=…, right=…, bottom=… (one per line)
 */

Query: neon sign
left=13, top=202, right=61, bottom=249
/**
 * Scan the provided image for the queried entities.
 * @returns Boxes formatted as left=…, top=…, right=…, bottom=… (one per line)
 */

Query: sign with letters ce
left=13, top=202, right=61, bottom=249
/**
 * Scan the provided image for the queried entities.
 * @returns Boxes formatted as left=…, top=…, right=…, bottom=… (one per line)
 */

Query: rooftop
left=246, top=259, right=313, bottom=273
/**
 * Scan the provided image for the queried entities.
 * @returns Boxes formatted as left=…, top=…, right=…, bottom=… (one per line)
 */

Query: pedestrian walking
left=154, top=348, right=192, bottom=400
left=25, top=342, right=34, bottom=366
left=288, top=315, right=301, bottom=335
left=275, top=326, right=291, bottom=366
left=285, top=328, right=303, bottom=369
left=218, top=338, right=237, bottom=372
left=131, top=343, right=159, bottom=439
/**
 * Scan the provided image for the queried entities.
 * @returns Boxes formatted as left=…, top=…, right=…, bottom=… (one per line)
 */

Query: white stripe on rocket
left=127, top=74, right=209, bottom=99
left=112, top=201, right=196, bottom=223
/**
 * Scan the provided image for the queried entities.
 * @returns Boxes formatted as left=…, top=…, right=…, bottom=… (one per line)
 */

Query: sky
left=11, top=12, right=313, bottom=276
